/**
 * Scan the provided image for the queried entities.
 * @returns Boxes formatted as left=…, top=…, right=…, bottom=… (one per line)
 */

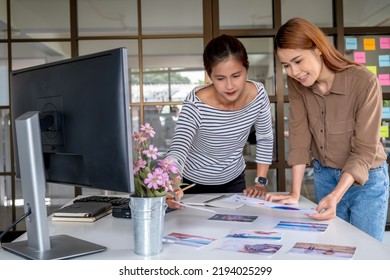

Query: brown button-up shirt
left=287, top=65, right=387, bottom=185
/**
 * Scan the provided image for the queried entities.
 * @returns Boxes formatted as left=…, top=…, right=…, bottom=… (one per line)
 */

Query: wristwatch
left=254, top=176, right=268, bottom=186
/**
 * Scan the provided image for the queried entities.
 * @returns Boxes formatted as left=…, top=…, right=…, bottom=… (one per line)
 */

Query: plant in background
left=132, top=123, right=182, bottom=197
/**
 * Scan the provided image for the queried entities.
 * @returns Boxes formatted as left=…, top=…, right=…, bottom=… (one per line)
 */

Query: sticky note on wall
left=379, top=74, right=390, bottom=86
left=378, top=55, right=390, bottom=67
left=380, top=37, right=390, bottom=49
left=380, top=126, right=389, bottom=138
left=353, top=52, right=366, bottom=63
left=383, top=106, right=390, bottom=119
left=364, top=38, right=376, bottom=50
left=345, top=37, right=358, bottom=50
left=366, top=66, right=377, bottom=75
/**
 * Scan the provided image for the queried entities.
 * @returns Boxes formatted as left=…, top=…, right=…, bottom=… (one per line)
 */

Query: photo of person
left=216, top=239, right=282, bottom=256
left=163, top=232, right=216, bottom=248
left=275, top=221, right=329, bottom=232
left=226, top=229, right=282, bottom=240
left=288, top=242, right=356, bottom=259
left=209, top=214, right=258, bottom=222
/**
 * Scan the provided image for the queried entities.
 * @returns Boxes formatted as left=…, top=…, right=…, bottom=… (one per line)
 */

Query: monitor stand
left=2, top=111, right=106, bottom=259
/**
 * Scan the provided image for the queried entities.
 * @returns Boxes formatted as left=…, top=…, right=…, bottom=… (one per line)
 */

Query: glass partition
left=240, top=37, right=275, bottom=96
left=219, top=0, right=273, bottom=29
left=142, top=38, right=204, bottom=102
left=0, top=0, right=6, bottom=39
left=282, top=0, right=333, bottom=26
left=344, top=0, right=390, bottom=27
left=141, top=0, right=202, bottom=34
left=11, top=42, right=71, bottom=70
left=78, top=0, right=138, bottom=36
left=0, top=109, right=10, bottom=173
left=10, top=0, right=70, bottom=39
left=0, top=44, right=8, bottom=106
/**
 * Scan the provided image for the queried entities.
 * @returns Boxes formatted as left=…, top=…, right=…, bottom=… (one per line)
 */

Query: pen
left=180, top=183, right=196, bottom=192
left=203, top=194, right=227, bottom=204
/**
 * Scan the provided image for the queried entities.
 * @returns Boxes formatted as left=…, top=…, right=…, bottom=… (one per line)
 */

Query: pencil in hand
left=180, top=183, right=196, bottom=192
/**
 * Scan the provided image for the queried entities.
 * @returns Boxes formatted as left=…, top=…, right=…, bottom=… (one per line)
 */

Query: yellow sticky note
left=364, top=38, right=376, bottom=50
left=380, top=126, right=389, bottom=138
left=366, top=66, right=377, bottom=75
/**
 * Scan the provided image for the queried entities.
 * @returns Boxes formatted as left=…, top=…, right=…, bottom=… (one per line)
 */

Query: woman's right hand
left=166, top=188, right=184, bottom=209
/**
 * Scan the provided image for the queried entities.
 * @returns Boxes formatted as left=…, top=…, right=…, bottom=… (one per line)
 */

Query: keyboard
left=73, top=195, right=130, bottom=206
left=72, top=195, right=176, bottom=219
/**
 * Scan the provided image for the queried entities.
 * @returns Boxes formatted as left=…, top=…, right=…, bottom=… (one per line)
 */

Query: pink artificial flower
left=152, top=168, right=169, bottom=183
left=133, top=123, right=182, bottom=196
left=144, top=168, right=168, bottom=190
left=142, top=145, right=158, bottom=160
left=163, top=180, right=174, bottom=192
left=140, top=123, right=156, bottom=138
left=158, top=158, right=179, bottom=174
left=132, top=131, right=148, bottom=143
left=133, top=159, right=146, bottom=174
left=144, top=173, right=160, bottom=190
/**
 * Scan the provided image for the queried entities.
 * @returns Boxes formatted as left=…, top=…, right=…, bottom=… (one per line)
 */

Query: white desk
left=1, top=194, right=390, bottom=260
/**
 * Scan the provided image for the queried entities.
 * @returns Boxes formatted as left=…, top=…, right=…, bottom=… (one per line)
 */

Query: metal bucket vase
left=129, top=195, right=167, bottom=256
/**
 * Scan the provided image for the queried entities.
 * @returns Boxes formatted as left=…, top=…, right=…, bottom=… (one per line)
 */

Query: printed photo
left=216, top=239, right=282, bottom=256
left=288, top=242, right=356, bottom=259
left=222, top=194, right=317, bottom=214
left=275, top=221, right=329, bottom=232
left=163, top=232, right=217, bottom=248
left=226, top=229, right=282, bottom=240
left=208, top=214, right=258, bottom=222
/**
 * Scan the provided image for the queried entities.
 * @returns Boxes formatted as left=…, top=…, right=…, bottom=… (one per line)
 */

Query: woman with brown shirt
left=268, top=17, right=389, bottom=242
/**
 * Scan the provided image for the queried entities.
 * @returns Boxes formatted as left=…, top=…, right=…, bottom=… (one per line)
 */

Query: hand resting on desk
left=243, top=184, right=268, bottom=198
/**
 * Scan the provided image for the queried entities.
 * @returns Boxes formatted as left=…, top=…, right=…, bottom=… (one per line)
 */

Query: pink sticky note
left=354, top=52, right=366, bottom=63
left=379, top=74, right=390, bottom=86
left=380, top=38, right=390, bottom=49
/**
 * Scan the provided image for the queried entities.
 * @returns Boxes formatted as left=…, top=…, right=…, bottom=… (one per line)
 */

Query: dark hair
left=203, top=34, right=249, bottom=76
left=274, top=17, right=359, bottom=72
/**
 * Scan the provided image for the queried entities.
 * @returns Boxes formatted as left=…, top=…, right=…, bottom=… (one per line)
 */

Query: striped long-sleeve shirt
left=166, top=80, right=273, bottom=185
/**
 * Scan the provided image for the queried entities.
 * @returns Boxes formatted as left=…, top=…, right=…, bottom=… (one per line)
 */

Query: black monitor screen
left=11, top=47, right=134, bottom=194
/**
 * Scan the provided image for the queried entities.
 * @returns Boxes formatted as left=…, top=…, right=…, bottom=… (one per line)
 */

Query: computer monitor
left=3, top=47, right=134, bottom=259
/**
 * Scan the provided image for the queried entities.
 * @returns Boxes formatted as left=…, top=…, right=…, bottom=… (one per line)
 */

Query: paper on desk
left=182, top=194, right=244, bottom=209
left=172, top=201, right=218, bottom=213
left=221, top=194, right=318, bottom=214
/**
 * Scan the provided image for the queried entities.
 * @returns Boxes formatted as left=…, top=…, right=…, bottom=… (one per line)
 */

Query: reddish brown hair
left=274, top=17, right=360, bottom=72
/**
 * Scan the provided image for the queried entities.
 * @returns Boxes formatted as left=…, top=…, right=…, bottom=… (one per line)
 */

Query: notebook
left=51, top=208, right=112, bottom=222
left=53, top=202, right=112, bottom=218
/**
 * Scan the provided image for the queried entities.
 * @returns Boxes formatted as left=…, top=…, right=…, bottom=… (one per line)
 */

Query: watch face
left=257, top=177, right=268, bottom=185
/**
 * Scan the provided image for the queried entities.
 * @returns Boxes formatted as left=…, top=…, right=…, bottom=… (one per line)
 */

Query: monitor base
left=2, top=234, right=106, bottom=260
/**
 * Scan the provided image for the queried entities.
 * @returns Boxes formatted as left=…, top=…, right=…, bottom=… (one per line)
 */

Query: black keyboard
left=73, top=195, right=130, bottom=206
left=73, top=195, right=176, bottom=219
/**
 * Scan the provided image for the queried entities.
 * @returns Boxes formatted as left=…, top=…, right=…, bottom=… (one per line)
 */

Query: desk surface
left=1, top=194, right=390, bottom=260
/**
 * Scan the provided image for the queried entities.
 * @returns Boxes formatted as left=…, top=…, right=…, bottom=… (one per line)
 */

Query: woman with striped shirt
left=166, top=34, right=273, bottom=207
